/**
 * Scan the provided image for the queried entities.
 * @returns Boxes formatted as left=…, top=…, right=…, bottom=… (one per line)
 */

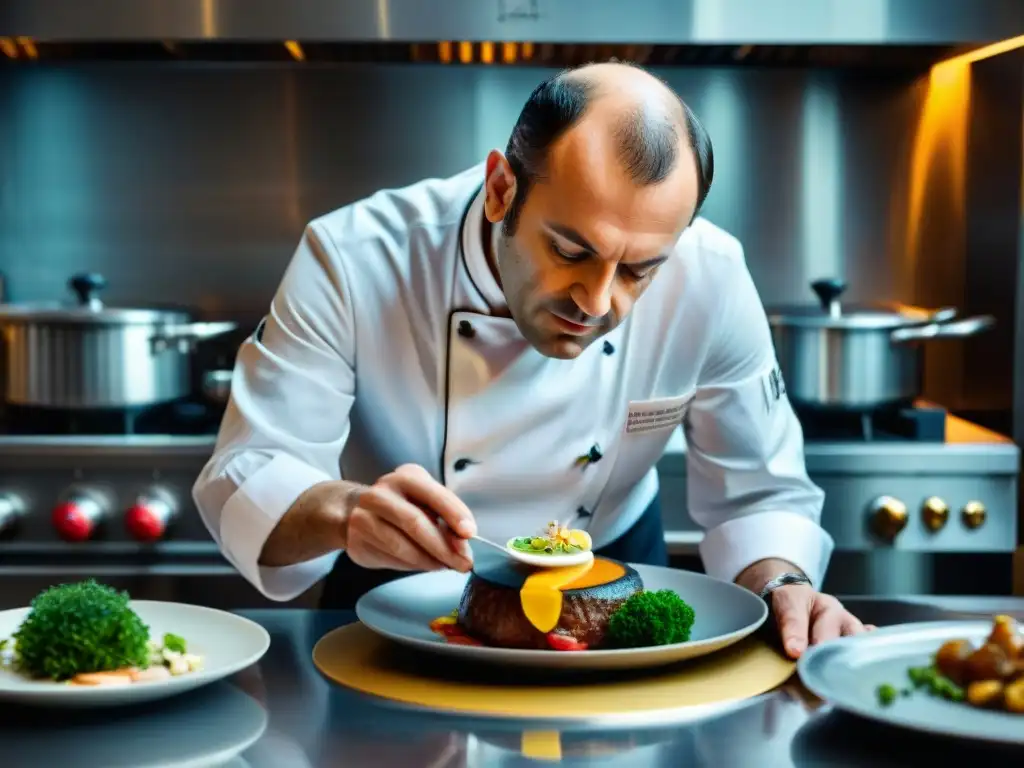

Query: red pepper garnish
left=429, top=617, right=457, bottom=634
left=445, top=634, right=483, bottom=646
left=546, top=632, right=588, bottom=651
left=430, top=616, right=484, bottom=645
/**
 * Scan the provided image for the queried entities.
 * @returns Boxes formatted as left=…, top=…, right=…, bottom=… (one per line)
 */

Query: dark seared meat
left=457, top=568, right=643, bottom=650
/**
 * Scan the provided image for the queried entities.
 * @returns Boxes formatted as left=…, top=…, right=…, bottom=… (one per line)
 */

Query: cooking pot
left=767, top=278, right=995, bottom=410
left=0, top=273, right=237, bottom=409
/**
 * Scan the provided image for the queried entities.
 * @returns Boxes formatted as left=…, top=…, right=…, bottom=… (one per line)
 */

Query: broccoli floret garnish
left=605, top=589, right=696, bottom=648
left=12, top=579, right=150, bottom=680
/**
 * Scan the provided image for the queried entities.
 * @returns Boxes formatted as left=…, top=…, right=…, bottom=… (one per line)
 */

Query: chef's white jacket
left=193, top=163, right=834, bottom=601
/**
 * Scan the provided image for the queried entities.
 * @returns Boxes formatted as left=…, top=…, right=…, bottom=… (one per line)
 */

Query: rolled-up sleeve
left=193, top=222, right=356, bottom=601
left=686, top=244, right=834, bottom=588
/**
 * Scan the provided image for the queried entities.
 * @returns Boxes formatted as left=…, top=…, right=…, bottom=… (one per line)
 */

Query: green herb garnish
left=510, top=536, right=582, bottom=555
left=604, top=589, right=696, bottom=648
left=876, top=684, right=898, bottom=706
left=12, top=579, right=150, bottom=681
left=163, top=633, right=187, bottom=654
left=907, top=664, right=963, bottom=699
left=0, top=638, right=7, bottom=651
left=877, top=665, right=965, bottom=709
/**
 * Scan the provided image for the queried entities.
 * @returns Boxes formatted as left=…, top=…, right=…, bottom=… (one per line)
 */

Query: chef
left=193, top=61, right=869, bottom=659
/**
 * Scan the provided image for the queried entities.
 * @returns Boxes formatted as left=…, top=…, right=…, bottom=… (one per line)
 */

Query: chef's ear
left=483, top=150, right=517, bottom=223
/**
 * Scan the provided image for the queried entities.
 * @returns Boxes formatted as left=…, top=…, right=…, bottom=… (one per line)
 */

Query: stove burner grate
left=797, top=404, right=947, bottom=443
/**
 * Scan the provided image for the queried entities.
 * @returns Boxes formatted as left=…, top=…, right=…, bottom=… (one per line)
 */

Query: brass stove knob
left=962, top=501, right=986, bottom=529
left=870, top=495, right=908, bottom=541
left=921, top=496, right=949, bottom=531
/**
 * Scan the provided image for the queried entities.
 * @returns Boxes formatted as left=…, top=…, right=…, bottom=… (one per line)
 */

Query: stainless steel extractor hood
left=2, top=0, right=1023, bottom=44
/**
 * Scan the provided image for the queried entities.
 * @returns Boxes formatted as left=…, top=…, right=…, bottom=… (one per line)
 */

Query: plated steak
left=457, top=557, right=643, bottom=650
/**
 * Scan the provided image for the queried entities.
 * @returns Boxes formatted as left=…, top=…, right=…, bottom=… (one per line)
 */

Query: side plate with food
left=355, top=557, right=768, bottom=670
left=797, top=616, right=1024, bottom=746
left=0, top=580, right=271, bottom=707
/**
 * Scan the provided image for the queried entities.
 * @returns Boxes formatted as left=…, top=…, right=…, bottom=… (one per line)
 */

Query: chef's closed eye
left=548, top=238, right=587, bottom=263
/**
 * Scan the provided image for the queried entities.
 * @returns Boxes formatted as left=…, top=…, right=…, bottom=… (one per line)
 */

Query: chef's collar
left=460, top=186, right=508, bottom=312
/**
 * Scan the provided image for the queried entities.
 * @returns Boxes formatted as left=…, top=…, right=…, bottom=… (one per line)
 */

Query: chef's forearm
left=257, top=480, right=356, bottom=567
left=734, top=558, right=807, bottom=595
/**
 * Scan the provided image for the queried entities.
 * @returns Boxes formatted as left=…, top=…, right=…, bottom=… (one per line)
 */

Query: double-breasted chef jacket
left=192, top=162, right=835, bottom=603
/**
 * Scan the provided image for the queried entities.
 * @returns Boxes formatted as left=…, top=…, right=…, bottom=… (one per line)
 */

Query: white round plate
left=0, top=681, right=267, bottom=767
left=355, top=562, right=768, bottom=670
left=0, top=600, right=270, bottom=707
left=798, top=620, right=1024, bottom=746
left=504, top=539, right=595, bottom=567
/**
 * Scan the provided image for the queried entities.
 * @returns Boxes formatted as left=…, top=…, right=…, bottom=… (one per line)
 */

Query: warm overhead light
left=438, top=41, right=452, bottom=64
left=16, top=37, right=37, bottom=60
left=0, top=38, right=18, bottom=59
left=480, top=41, right=494, bottom=64
left=284, top=41, right=305, bottom=61
left=502, top=41, right=518, bottom=64
left=934, top=34, right=1024, bottom=69
left=902, top=35, right=1024, bottom=272
left=458, top=41, right=472, bottom=64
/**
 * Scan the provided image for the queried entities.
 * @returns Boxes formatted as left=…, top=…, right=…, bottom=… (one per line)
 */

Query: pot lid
left=0, top=273, right=190, bottom=325
left=766, top=278, right=947, bottom=330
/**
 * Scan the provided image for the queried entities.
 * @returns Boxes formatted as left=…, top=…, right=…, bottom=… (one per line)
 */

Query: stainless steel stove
left=659, top=403, right=1021, bottom=596
left=0, top=399, right=300, bottom=609
left=0, top=399, right=1017, bottom=607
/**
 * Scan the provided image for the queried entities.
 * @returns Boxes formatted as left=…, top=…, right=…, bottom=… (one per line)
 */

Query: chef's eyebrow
left=544, top=223, right=598, bottom=253
left=544, top=222, right=669, bottom=269
left=630, top=253, right=670, bottom=270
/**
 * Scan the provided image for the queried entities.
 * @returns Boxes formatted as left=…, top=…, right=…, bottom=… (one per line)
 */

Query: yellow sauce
left=518, top=558, right=626, bottom=633
left=521, top=731, right=562, bottom=761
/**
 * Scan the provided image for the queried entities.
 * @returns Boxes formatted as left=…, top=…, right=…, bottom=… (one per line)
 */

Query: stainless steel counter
left=2, top=597, right=1022, bottom=767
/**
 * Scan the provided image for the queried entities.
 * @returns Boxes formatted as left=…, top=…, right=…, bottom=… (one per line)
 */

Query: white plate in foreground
left=355, top=562, right=768, bottom=670
left=797, top=620, right=1024, bottom=746
left=0, top=600, right=270, bottom=707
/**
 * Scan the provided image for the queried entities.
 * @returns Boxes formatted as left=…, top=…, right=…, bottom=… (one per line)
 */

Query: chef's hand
left=344, top=464, right=477, bottom=573
left=770, top=584, right=876, bottom=659
left=736, top=558, right=874, bottom=659
left=259, top=464, right=476, bottom=572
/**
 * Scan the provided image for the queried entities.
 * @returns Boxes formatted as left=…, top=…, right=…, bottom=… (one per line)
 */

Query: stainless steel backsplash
left=2, top=60, right=1018, bottom=420
left=0, top=63, right=930, bottom=315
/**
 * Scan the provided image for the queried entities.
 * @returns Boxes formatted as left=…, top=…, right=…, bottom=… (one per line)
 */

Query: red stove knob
left=53, top=495, right=107, bottom=542
left=125, top=491, right=177, bottom=542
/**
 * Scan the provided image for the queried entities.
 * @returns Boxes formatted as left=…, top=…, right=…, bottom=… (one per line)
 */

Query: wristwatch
left=758, top=572, right=811, bottom=604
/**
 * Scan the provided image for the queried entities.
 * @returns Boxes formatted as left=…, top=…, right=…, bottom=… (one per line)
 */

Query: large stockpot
left=767, top=278, right=995, bottom=410
left=0, top=273, right=237, bottom=410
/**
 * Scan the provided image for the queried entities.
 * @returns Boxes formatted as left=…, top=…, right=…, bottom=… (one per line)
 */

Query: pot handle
left=68, top=273, right=107, bottom=310
left=890, top=315, right=995, bottom=344
left=929, top=307, right=958, bottom=323
left=810, top=278, right=847, bottom=317
left=151, top=321, right=238, bottom=353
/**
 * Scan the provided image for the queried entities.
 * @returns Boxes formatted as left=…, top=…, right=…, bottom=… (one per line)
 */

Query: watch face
left=759, top=573, right=809, bottom=601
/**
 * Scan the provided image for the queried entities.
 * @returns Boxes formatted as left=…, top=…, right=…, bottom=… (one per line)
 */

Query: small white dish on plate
left=502, top=538, right=595, bottom=567
left=0, top=600, right=270, bottom=708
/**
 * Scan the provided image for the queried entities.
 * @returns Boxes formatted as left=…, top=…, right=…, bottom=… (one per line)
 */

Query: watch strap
left=758, top=572, right=811, bottom=602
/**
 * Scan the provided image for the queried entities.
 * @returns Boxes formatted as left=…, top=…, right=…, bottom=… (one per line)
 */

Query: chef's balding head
left=483, top=61, right=714, bottom=359
left=500, top=62, right=714, bottom=237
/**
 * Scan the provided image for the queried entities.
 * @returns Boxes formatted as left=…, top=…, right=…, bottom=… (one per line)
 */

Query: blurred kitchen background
left=0, top=0, right=1022, bottom=608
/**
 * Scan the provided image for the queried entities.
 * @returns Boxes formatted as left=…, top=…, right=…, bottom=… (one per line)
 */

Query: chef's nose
left=573, top=262, right=616, bottom=318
